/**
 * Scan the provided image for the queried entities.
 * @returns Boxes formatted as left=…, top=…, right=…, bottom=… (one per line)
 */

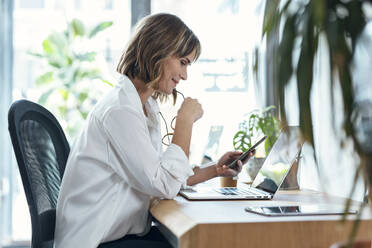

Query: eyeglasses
left=159, top=90, right=185, bottom=146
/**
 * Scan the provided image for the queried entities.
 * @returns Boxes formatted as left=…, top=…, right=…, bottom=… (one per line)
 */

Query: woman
left=55, top=13, right=254, bottom=248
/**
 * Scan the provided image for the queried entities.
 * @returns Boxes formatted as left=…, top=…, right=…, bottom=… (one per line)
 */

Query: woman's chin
left=157, top=89, right=172, bottom=95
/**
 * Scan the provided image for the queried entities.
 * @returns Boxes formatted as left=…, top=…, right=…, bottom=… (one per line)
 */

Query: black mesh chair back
left=8, top=99, right=70, bottom=248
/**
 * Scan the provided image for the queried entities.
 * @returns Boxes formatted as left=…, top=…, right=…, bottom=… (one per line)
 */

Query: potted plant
left=29, top=18, right=113, bottom=140
left=262, top=0, right=372, bottom=244
left=232, top=105, right=280, bottom=180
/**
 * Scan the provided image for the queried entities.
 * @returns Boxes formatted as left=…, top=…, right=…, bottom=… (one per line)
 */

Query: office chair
left=8, top=99, right=70, bottom=248
left=8, top=100, right=171, bottom=248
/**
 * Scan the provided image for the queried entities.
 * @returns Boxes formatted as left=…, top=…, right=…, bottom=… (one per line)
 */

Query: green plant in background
left=29, top=18, right=113, bottom=140
left=262, top=0, right=372, bottom=244
left=233, top=105, right=280, bottom=156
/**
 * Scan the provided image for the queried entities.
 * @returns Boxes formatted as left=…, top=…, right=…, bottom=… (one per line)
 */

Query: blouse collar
left=118, top=75, right=160, bottom=123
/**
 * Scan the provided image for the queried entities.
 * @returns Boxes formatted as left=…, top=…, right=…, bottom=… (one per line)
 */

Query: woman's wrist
left=213, top=163, right=219, bottom=178
left=175, top=114, right=194, bottom=126
left=206, top=164, right=218, bottom=181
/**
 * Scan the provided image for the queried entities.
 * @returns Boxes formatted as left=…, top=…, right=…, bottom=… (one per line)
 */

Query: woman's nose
left=180, top=67, right=188, bottom=80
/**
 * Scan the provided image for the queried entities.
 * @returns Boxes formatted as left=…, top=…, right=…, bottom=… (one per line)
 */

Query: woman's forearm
left=186, top=165, right=218, bottom=186
left=171, top=117, right=193, bottom=157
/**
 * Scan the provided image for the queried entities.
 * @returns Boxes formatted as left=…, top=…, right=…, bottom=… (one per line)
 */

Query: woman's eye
left=181, top=60, right=186, bottom=66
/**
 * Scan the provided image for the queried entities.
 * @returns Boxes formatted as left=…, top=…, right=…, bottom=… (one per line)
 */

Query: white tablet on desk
left=245, top=205, right=358, bottom=216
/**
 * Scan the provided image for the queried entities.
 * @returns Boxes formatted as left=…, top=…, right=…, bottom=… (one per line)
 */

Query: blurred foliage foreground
left=263, top=0, right=372, bottom=244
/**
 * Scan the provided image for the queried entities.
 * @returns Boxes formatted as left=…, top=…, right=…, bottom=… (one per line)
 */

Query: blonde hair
left=116, top=13, right=201, bottom=103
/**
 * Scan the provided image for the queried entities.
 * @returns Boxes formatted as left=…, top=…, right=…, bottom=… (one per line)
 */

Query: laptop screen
left=251, top=126, right=302, bottom=194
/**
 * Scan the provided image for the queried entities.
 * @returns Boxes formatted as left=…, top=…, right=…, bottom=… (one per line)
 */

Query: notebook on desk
left=179, top=126, right=303, bottom=200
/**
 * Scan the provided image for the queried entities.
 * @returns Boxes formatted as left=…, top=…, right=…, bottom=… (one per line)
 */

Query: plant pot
left=220, top=177, right=237, bottom=187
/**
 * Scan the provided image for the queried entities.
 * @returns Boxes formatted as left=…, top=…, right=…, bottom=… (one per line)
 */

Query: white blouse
left=55, top=76, right=194, bottom=248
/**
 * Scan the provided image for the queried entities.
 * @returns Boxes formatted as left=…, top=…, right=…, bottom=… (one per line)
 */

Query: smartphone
left=228, top=136, right=267, bottom=170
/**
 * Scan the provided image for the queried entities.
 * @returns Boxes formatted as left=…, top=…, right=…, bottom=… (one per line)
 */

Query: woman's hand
left=177, top=97, right=203, bottom=123
left=172, top=97, right=203, bottom=157
left=215, top=150, right=255, bottom=177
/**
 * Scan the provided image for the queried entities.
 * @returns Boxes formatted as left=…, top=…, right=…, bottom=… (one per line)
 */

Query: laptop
left=179, top=126, right=303, bottom=200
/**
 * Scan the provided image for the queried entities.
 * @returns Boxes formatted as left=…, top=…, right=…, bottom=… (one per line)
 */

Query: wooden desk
left=150, top=189, right=372, bottom=248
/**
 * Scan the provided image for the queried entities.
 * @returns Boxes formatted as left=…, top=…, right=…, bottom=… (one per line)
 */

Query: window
left=19, top=0, right=44, bottom=9
left=152, top=0, right=266, bottom=165
left=11, top=0, right=131, bottom=241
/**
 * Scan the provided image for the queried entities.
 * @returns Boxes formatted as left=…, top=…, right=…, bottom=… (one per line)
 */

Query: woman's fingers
left=237, top=160, right=243, bottom=172
left=231, top=151, right=243, bottom=156
left=230, top=151, right=242, bottom=159
left=220, top=164, right=241, bottom=176
left=241, top=150, right=255, bottom=164
left=217, top=157, right=244, bottom=176
left=178, top=98, right=203, bottom=122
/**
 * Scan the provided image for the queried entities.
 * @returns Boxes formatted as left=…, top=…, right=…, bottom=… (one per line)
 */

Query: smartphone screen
left=228, top=136, right=267, bottom=170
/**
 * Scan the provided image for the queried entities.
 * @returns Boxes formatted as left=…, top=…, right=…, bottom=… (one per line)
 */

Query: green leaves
left=262, top=0, right=280, bottom=38
left=311, top=0, right=326, bottom=28
left=35, top=71, right=54, bottom=86
left=262, top=1, right=371, bottom=235
left=58, top=88, right=69, bottom=101
left=38, top=88, right=55, bottom=105
left=75, top=52, right=96, bottom=62
left=71, top=19, right=85, bottom=37
left=42, top=39, right=54, bottom=55
left=29, top=18, right=113, bottom=140
left=296, top=5, right=316, bottom=146
left=233, top=106, right=279, bottom=156
left=233, top=131, right=251, bottom=152
left=40, top=32, right=70, bottom=68
left=69, top=19, right=113, bottom=39
left=277, top=14, right=295, bottom=126
left=101, top=79, right=113, bottom=87
left=78, top=92, right=88, bottom=102
left=89, top=21, right=113, bottom=38
left=262, top=0, right=368, bottom=149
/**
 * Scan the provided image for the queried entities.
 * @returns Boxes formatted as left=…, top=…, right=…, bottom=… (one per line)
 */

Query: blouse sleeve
left=100, top=106, right=194, bottom=199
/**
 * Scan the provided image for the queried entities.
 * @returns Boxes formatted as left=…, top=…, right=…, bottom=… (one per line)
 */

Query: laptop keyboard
left=215, top=188, right=255, bottom=195
left=214, top=187, right=271, bottom=198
